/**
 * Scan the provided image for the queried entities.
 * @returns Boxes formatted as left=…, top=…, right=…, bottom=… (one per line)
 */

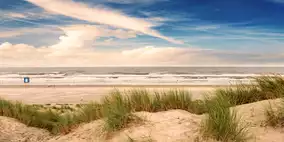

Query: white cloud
left=25, top=0, right=182, bottom=44
left=3, top=37, right=283, bottom=67
left=2, top=22, right=283, bottom=67
left=0, top=25, right=137, bottom=40
left=0, top=42, right=223, bottom=67
left=54, top=24, right=137, bottom=44
left=0, top=24, right=221, bottom=66
left=0, top=9, right=52, bottom=21
left=2, top=38, right=284, bottom=67
left=98, top=27, right=138, bottom=39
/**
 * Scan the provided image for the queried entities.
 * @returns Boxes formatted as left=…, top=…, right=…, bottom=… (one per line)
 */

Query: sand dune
left=0, top=116, right=51, bottom=142
left=1, top=99, right=284, bottom=142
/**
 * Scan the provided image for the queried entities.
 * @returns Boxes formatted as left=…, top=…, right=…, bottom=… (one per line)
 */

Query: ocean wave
left=0, top=68, right=282, bottom=85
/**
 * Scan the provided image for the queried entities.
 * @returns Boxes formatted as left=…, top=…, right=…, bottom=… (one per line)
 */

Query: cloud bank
left=0, top=42, right=223, bottom=67
left=0, top=24, right=221, bottom=67
left=1, top=24, right=284, bottom=67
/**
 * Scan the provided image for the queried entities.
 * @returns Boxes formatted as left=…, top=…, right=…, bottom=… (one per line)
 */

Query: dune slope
left=1, top=99, right=284, bottom=142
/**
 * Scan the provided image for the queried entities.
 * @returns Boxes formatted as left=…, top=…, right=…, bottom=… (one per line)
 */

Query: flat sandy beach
left=0, top=85, right=224, bottom=104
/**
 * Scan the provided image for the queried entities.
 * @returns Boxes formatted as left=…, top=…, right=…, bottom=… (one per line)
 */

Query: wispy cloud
left=104, top=0, right=168, bottom=4
left=193, top=25, right=221, bottom=31
left=177, top=21, right=284, bottom=45
left=0, top=9, right=52, bottom=21
left=25, top=0, right=182, bottom=44
left=7, top=13, right=27, bottom=19
left=0, top=27, right=61, bottom=38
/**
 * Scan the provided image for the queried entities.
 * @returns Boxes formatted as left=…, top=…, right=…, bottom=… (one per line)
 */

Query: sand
left=234, top=99, right=284, bottom=142
left=0, top=86, right=218, bottom=104
left=1, top=99, right=284, bottom=142
left=0, top=116, right=52, bottom=142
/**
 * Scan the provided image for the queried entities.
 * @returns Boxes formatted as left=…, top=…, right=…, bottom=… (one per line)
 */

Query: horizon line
left=1, top=65, right=284, bottom=67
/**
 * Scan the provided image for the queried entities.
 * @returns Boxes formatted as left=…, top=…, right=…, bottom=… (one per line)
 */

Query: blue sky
left=0, top=0, right=284, bottom=66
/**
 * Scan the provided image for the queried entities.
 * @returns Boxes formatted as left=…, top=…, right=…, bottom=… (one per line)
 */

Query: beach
left=1, top=66, right=280, bottom=104
left=1, top=75, right=284, bottom=141
left=0, top=85, right=219, bottom=104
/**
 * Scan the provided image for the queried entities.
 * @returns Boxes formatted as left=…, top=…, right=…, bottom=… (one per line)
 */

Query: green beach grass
left=201, top=94, right=250, bottom=142
left=0, top=76, right=284, bottom=141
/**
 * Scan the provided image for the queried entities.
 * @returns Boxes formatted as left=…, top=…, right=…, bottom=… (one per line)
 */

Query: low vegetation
left=264, top=91, right=284, bottom=127
left=201, top=94, right=250, bottom=142
left=216, top=76, right=284, bottom=106
left=0, top=76, right=283, bottom=139
left=126, top=89, right=205, bottom=114
left=255, top=75, right=284, bottom=96
left=251, top=76, right=284, bottom=128
left=102, top=90, right=136, bottom=131
left=0, top=99, right=74, bottom=134
left=74, top=102, right=103, bottom=123
left=265, top=102, right=284, bottom=127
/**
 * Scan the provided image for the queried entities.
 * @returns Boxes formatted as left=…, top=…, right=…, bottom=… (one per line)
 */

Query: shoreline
left=0, top=84, right=235, bottom=88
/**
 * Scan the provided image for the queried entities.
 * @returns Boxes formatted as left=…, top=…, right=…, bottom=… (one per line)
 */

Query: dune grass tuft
left=255, top=75, right=284, bottom=97
left=157, top=89, right=193, bottom=111
left=74, top=102, right=103, bottom=123
left=126, top=89, right=205, bottom=114
left=201, top=94, right=250, bottom=142
left=0, top=98, right=77, bottom=134
left=215, top=85, right=262, bottom=106
left=216, top=76, right=284, bottom=107
left=127, top=89, right=153, bottom=112
left=102, top=90, right=138, bottom=132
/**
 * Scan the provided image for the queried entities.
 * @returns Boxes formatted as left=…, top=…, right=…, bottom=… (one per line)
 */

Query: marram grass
left=102, top=90, right=136, bottom=131
left=201, top=94, right=250, bottom=142
left=0, top=98, right=71, bottom=134
left=216, top=76, right=284, bottom=106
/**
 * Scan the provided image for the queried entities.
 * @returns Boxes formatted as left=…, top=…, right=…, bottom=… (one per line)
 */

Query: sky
left=0, top=0, right=284, bottom=67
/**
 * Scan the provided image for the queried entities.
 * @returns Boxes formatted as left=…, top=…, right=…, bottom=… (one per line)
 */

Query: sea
left=0, top=67, right=283, bottom=86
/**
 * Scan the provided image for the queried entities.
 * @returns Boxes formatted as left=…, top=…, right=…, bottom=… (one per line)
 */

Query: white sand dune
left=234, top=99, right=284, bottom=142
left=0, top=116, right=51, bottom=142
left=1, top=99, right=284, bottom=142
left=47, top=110, right=202, bottom=142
